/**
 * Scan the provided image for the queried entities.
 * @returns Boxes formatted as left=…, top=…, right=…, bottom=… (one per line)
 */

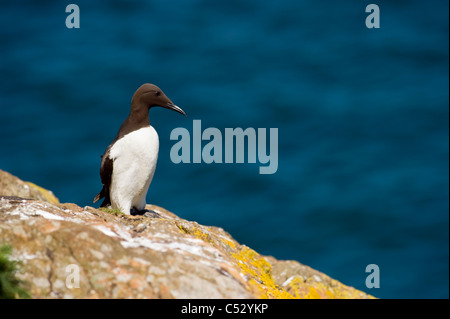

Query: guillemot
left=94, top=83, right=186, bottom=215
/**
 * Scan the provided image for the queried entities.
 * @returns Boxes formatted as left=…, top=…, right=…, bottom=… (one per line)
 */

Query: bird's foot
left=130, top=208, right=161, bottom=218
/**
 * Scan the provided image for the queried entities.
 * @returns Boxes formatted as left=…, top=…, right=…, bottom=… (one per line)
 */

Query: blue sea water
left=0, top=0, right=448, bottom=298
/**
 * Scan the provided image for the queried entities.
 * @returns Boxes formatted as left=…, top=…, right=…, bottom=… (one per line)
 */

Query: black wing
left=93, top=147, right=113, bottom=207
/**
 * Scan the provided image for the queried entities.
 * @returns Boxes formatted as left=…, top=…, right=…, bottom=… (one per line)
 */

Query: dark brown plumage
left=93, top=84, right=186, bottom=209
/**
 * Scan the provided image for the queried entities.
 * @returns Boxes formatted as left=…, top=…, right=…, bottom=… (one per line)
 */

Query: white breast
left=109, top=126, right=159, bottom=214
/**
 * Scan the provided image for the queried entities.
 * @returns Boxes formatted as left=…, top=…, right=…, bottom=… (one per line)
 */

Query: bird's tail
left=93, top=188, right=104, bottom=203
left=94, top=187, right=111, bottom=207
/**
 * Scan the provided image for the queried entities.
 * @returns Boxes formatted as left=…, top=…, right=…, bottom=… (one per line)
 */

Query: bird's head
left=132, top=83, right=186, bottom=116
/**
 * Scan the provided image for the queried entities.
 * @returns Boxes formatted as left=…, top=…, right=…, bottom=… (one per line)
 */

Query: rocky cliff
left=0, top=169, right=374, bottom=299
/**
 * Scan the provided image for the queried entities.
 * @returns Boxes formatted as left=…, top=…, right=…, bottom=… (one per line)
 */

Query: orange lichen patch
left=129, top=258, right=150, bottom=272
left=40, top=220, right=61, bottom=234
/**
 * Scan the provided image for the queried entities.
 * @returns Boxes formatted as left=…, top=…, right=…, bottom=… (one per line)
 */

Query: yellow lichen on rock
left=273, top=261, right=377, bottom=299
left=231, top=246, right=294, bottom=299
left=169, top=208, right=375, bottom=299
left=0, top=169, right=59, bottom=204
left=1, top=169, right=376, bottom=299
left=24, top=182, right=59, bottom=204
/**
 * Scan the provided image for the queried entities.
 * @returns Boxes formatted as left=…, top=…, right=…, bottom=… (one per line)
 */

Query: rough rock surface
left=0, top=170, right=374, bottom=299
left=0, top=169, right=59, bottom=205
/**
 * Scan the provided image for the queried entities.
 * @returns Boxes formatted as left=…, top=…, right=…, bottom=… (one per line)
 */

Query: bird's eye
left=155, top=91, right=161, bottom=96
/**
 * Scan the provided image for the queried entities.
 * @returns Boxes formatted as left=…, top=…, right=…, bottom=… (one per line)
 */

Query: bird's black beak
left=164, top=102, right=186, bottom=116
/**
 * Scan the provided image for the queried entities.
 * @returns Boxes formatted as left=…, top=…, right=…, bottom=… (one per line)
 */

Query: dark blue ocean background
left=0, top=0, right=448, bottom=298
